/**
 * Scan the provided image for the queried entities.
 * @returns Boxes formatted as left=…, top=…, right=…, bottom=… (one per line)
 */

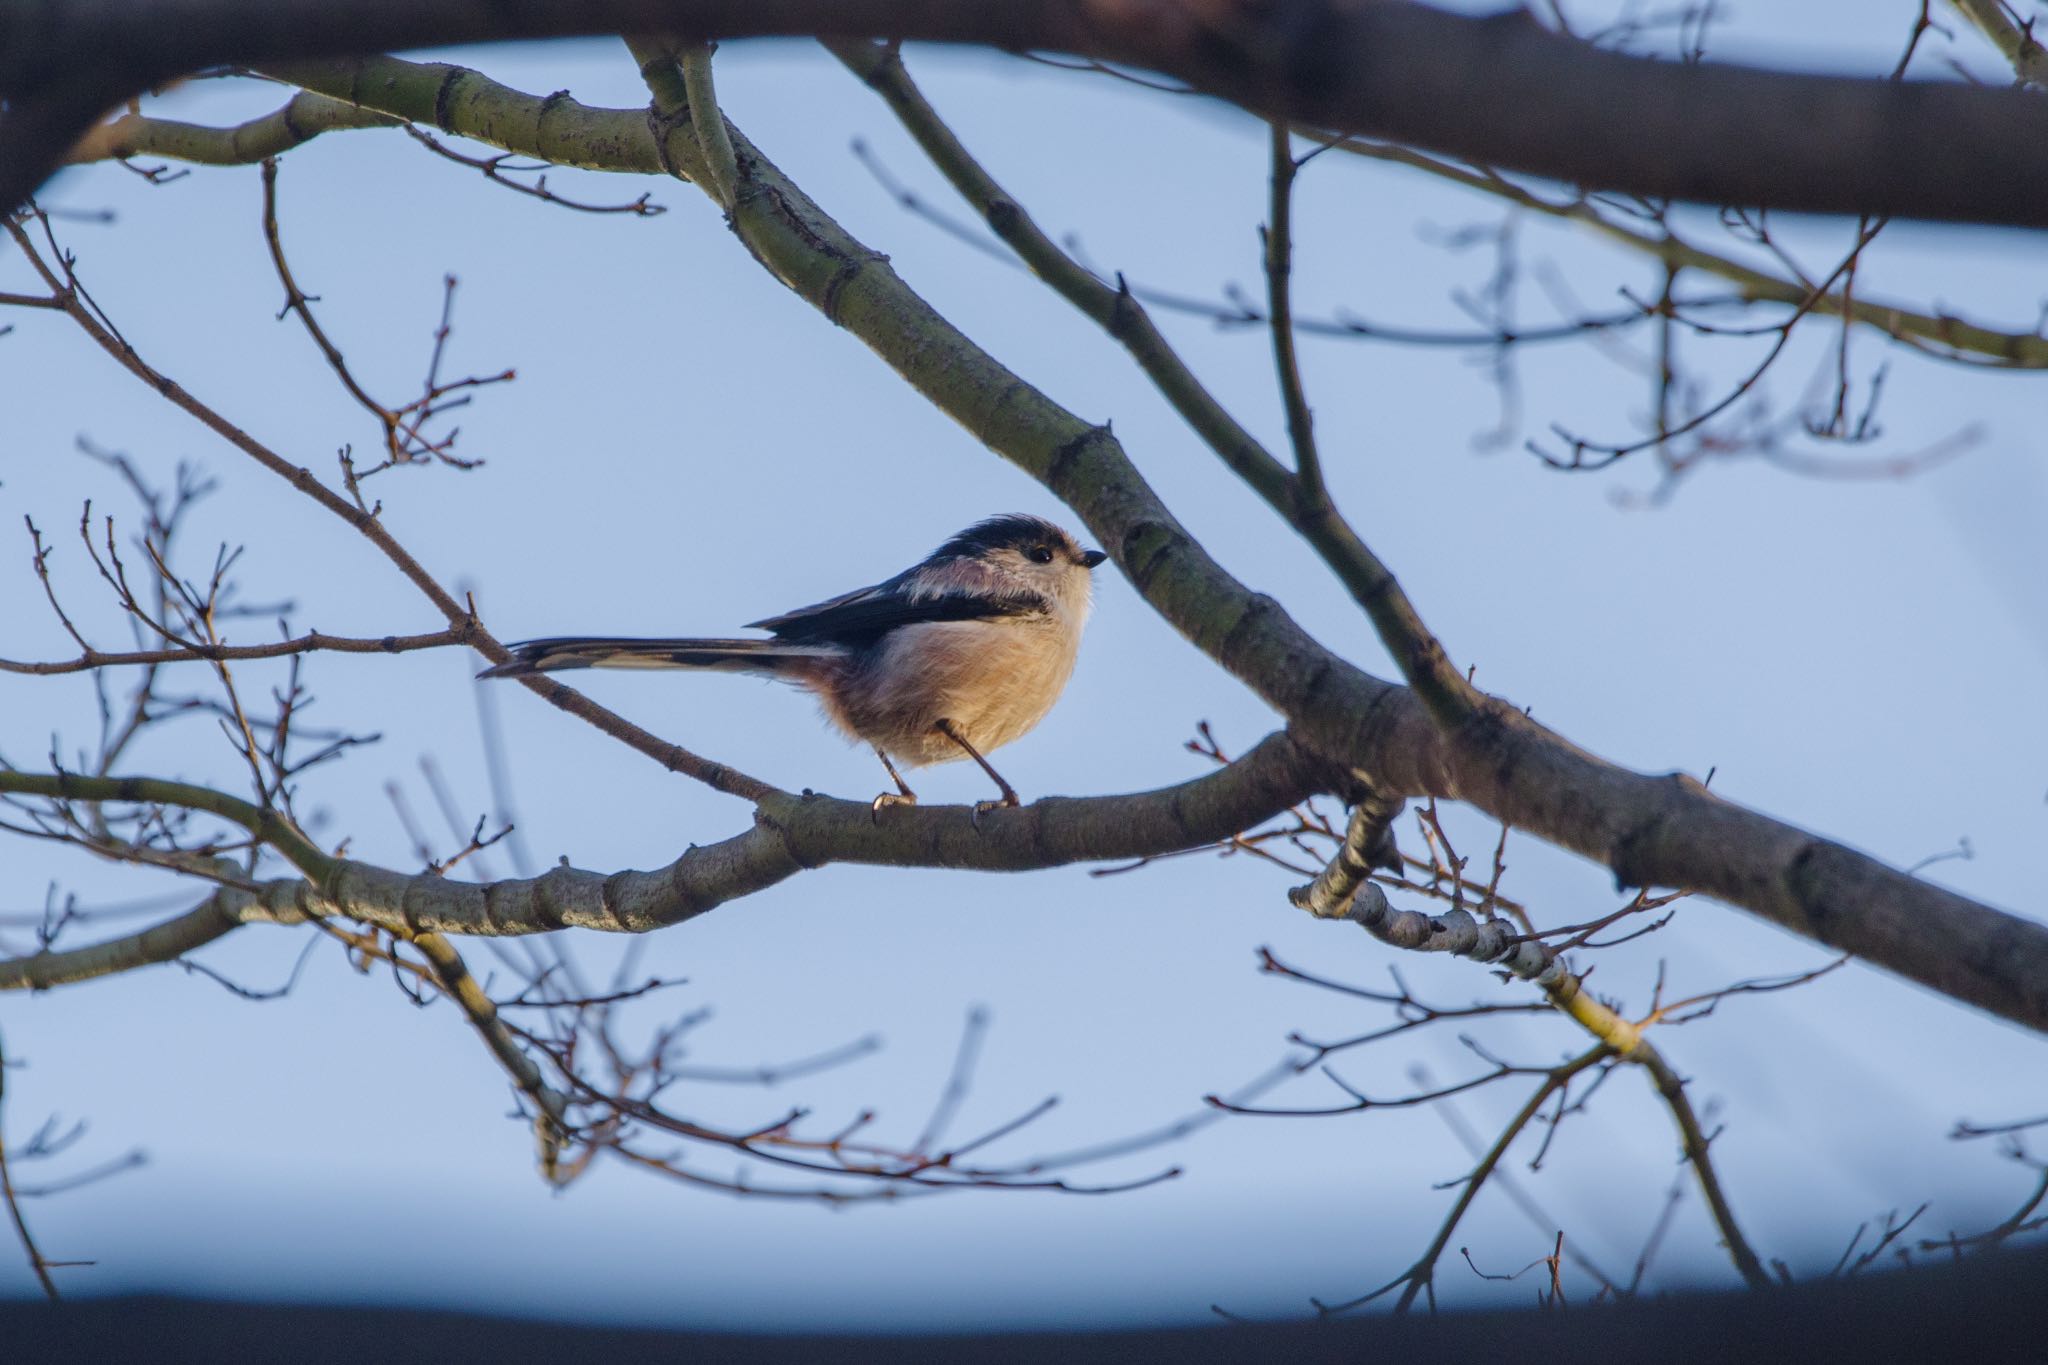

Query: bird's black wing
left=747, top=571, right=1049, bottom=649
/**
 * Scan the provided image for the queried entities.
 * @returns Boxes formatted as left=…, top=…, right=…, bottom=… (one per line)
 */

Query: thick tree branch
left=66, top=90, right=396, bottom=166
left=0, top=730, right=1333, bottom=989
left=675, top=44, right=738, bottom=210
left=9, top=2, right=2048, bottom=226
left=264, top=58, right=670, bottom=175
left=0, top=892, right=260, bottom=990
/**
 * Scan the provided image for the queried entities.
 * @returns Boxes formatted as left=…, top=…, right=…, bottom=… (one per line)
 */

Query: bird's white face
left=976, top=528, right=1103, bottom=619
left=907, top=516, right=1108, bottom=624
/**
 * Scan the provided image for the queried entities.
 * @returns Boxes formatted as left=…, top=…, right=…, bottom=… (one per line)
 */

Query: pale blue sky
left=3, top=5, right=2045, bottom=1328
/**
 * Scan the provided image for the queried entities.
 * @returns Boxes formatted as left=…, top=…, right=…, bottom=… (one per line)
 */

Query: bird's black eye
left=1026, top=544, right=1055, bottom=565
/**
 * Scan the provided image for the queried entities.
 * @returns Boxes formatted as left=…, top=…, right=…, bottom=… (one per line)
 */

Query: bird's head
left=927, top=514, right=1107, bottom=609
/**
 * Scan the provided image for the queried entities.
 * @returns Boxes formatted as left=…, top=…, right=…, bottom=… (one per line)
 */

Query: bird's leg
left=933, top=719, right=1019, bottom=826
left=871, top=747, right=918, bottom=818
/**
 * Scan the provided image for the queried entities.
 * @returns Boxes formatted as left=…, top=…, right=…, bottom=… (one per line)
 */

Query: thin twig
left=0, top=1032, right=63, bottom=1300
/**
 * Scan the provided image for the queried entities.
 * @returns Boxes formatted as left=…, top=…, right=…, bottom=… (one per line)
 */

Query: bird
left=479, top=514, right=1108, bottom=815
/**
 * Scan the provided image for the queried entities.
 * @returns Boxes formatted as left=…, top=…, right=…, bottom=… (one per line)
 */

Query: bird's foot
left=969, top=791, right=1021, bottom=831
left=871, top=790, right=918, bottom=822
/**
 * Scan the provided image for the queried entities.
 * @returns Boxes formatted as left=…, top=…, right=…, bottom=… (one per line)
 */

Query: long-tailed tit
left=481, top=514, right=1108, bottom=813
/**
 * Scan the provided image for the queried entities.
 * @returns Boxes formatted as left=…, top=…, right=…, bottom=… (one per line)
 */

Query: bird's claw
left=969, top=793, right=1020, bottom=831
left=871, top=791, right=917, bottom=823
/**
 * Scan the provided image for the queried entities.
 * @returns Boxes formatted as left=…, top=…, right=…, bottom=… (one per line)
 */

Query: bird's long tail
left=477, top=637, right=841, bottom=680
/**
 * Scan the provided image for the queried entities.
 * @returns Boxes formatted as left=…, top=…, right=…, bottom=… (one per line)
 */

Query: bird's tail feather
left=478, top=637, right=841, bottom=679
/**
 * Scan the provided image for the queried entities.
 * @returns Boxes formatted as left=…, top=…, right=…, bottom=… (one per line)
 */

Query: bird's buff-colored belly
left=828, top=619, right=1077, bottom=766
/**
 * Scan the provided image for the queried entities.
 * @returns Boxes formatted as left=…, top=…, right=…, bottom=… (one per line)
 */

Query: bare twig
left=5, top=210, right=771, bottom=803
left=401, top=125, right=663, bottom=215
left=0, top=1033, right=64, bottom=1300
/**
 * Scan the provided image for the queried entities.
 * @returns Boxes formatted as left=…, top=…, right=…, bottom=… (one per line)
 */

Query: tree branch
left=9, top=2, right=2048, bottom=225
left=66, top=89, right=397, bottom=166
left=1314, top=134, right=2048, bottom=369
left=0, top=730, right=1333, bottom=989
left=1263, top=123, right=1322, bottom=499
left=1300, top=877, right=1770, bottom=1292
left=408, top=929, right=571, bottom=1173
left=0, top=625, right=474, bottom=675
left=1951, top=0, right=2048, bottom=89
left=0, top=771, right=337, bottom=878
left=0, top=1030, right=63, bottom=1300
left=0, top=892, right=258, bottom=990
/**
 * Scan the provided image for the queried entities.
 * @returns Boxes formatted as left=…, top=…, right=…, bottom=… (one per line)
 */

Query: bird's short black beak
left=1081, top=549, right=1108, bottom=569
